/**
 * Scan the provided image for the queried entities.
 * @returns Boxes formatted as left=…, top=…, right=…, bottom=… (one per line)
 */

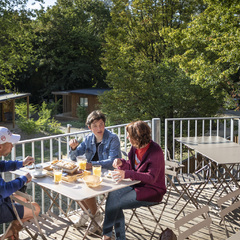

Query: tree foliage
left=15, top=0, right=111, bottom=102
left=100, top=0, right=222, bottom=124
left=1, top=0, right=110, bottom=103
left=0, top=0, right=40, bottom=89
left=172, top=0, right=240, bottom=107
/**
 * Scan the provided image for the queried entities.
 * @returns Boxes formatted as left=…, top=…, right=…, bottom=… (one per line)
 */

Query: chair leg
left=125, top=208, right=137, bottom=231
left=134, top=209, right=148, bottom=232
left=61, top=226, right=70, bottom=240
left=1, top=222, right=13, bottom=240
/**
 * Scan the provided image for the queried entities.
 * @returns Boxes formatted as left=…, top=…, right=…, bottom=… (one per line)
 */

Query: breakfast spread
left=53, top=160, right=76, bottom=170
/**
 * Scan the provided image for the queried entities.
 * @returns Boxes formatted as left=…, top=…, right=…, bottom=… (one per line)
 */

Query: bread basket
left=83, top=175, right=102, bottom=188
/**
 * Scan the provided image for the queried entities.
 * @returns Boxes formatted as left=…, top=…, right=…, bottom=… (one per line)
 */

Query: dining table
left=175, top=136, right=240, bottom=204
left=12, top=162, right=140, bottom=239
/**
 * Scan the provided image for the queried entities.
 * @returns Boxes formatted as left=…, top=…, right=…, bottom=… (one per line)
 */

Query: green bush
left=15, top=102, right=62, bottom=135
left=76, top=104, right=88, bottom=125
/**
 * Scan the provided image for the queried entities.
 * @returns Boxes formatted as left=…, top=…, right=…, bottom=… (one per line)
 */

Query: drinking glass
left=53, top=167, right=62, bottom=184
left=92, top=165, right=102, bottom=177
left=77, top=156, right=87, bottom=170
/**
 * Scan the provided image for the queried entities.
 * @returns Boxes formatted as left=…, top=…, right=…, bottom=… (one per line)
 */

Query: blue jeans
left=103, top=186, right=156, bottom=240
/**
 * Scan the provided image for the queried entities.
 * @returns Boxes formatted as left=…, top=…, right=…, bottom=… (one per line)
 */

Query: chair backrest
left=165, top=160, right=179, bottom=177
left=10, top=191, right=44, bottom=236
left=217, top=188, right=240, bottom=218
left=175, top=205, right=213, bottom=240
left=217, top=188, right=240, bottom=237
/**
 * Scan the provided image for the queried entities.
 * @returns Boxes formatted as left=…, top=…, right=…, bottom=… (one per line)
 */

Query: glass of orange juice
left=77, top=156, right=87, bottom=170
left=53, top=167, right=62, bottom=184
left=92, top=165, right=102, bottom=177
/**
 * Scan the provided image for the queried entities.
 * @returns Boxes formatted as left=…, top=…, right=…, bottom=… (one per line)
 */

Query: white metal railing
left=2, top=119, right=160, bottom=225
left=165, top=116, right=240, bottom=175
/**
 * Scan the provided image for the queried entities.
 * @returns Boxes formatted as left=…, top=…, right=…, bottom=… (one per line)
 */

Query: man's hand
left=23, top=156, right=35, bottom=167
left=24, top=173, right=32, bottom=183
left=69, top=139, right=79, bottom=150
left=86, top=162, right=92, bottom=170
left=112, top=158, right=123, bottom=168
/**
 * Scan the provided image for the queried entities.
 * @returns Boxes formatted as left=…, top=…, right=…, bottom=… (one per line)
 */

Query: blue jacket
left=69, top=129, right=121, bottom=169
left=0, top=160, right=27, bottom=205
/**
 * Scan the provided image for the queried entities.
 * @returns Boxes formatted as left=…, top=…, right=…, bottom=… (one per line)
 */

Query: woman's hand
left=112, top=170, right=125, bottom=183
left=112, top=158, right=122, bottom=168
left=69, top=139, right=79, bottom=150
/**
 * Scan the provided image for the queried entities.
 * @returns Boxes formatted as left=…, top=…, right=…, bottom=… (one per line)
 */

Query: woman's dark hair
left=126, top=121, right=151, bottom=148
left=86, top=110, right=106, bottom=127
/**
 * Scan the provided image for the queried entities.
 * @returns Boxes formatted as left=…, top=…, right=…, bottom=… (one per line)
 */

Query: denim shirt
left=69, top=129, right=121, bottom=170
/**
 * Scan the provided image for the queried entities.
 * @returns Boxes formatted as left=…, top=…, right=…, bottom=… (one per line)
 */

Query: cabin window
left=80, top=97, right=88, bottom=107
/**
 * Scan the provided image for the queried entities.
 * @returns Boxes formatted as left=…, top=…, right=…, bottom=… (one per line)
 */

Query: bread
left=54, top=160, right=76, bottom=170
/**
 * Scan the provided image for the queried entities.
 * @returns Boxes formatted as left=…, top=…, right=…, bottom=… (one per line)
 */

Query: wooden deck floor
left=18, top=186, right=240, bottom=240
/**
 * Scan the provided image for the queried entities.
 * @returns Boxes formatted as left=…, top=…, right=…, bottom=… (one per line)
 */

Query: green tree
left=15, top=0, right=111, bottom=103
left=100, top=0, right=222, bottom=124
left=0, top=0, right=43, bottom=89
left=172, top=0, right=240, bottom=108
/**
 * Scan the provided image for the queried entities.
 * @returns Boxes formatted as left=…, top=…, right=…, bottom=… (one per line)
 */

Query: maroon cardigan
left=119, top=141, right=166, bottom=202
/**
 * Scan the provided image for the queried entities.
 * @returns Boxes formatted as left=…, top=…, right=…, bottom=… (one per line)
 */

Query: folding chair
left=169, top=151, right=212, bottom=219
left=175, top=205, right=213, bottom=240
left=217, top=188, right=240, bottom=238
left=226, top=231, right=240, bottom=240
left=2, top=190, right=71, bottom=240
left=125, top=159, right=181, bottom=240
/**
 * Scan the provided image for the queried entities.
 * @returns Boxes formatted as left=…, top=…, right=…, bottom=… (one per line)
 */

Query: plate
left=105, top=170, right=113, bottom=178
left=33, top=172, right=46, bottom=178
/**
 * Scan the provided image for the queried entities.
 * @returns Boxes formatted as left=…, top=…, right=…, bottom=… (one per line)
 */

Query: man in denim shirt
left=69, top=110, right=121, bottom=233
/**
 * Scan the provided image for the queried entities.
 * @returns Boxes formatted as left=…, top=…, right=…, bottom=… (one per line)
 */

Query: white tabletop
left=175, top=136, right=240, bottom=165
left=12, top=167, right=140, bottom=201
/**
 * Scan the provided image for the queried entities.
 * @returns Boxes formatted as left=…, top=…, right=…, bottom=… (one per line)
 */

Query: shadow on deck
left=18, top=184, right=240, bottom=240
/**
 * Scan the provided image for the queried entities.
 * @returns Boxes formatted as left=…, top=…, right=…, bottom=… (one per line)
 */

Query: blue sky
left=27, top=0, right=57, bottom=9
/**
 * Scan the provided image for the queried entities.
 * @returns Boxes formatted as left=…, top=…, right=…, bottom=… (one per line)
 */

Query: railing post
left=67, top=124, right=72, bottom=133
left=152, top=118, right=161, bottom=146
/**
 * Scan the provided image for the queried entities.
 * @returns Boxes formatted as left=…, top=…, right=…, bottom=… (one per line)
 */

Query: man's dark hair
left=86, top=110, right=106, bottom=127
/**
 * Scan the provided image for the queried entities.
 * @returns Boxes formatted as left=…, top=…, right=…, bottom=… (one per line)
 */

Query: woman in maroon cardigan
left=102, top=121, right=166, bottom=240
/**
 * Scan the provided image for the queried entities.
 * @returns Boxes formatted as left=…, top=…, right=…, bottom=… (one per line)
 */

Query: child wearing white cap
left=0, top=127, right=40, bottom=240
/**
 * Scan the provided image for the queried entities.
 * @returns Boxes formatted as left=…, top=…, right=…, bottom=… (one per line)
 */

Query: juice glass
left=77, top=156, right=87, bottom=170
left=53, top=167, right=62, bottom=184
left=92, top=165, right=102, bottom=177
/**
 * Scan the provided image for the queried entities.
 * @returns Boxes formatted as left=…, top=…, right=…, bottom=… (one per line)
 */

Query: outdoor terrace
left=2, top=116, right=240, bottom=239
left=17, top=184, right=240, bottom=240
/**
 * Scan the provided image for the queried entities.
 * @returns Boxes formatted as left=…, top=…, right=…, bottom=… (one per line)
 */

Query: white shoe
left=74, top=210, right=90, bottom=228
left=88, top=211, right=103, bottom=234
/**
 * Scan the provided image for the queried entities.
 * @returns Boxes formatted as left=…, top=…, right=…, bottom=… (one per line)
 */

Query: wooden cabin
left=0, top=90, right=31, bottom=128
left=52, top=88, right=109, bottom=120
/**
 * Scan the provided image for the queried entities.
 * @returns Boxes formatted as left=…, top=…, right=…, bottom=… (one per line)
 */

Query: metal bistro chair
left=2, top=191, right=71, bottom=240
left=175, top=205, right=213, bottom=240
left=169, top=151, right=212, bottom=219
left=217, top=188, right=240, bottom=239
left=125, top=158, right=181, bottom=240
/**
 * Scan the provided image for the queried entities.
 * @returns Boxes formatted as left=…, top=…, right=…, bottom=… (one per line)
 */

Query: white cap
left=0, top=127, right=21, bottom=144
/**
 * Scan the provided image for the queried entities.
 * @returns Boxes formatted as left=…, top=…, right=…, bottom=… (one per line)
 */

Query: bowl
left=83, top=175, right=102, bottom=188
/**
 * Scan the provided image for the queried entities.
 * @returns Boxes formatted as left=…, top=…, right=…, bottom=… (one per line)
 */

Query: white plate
left=33, top=172, right=46, bottom=178
left=105, top=170, right=113, bottom=178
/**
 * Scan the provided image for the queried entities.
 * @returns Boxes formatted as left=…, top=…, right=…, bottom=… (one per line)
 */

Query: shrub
left=76, top=104, right=88, bottom=125
left=15, top=102, right=62, bottom=135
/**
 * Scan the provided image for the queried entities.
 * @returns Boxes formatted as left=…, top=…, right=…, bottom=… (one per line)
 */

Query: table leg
left=75, top=193, right=108, bottom=239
